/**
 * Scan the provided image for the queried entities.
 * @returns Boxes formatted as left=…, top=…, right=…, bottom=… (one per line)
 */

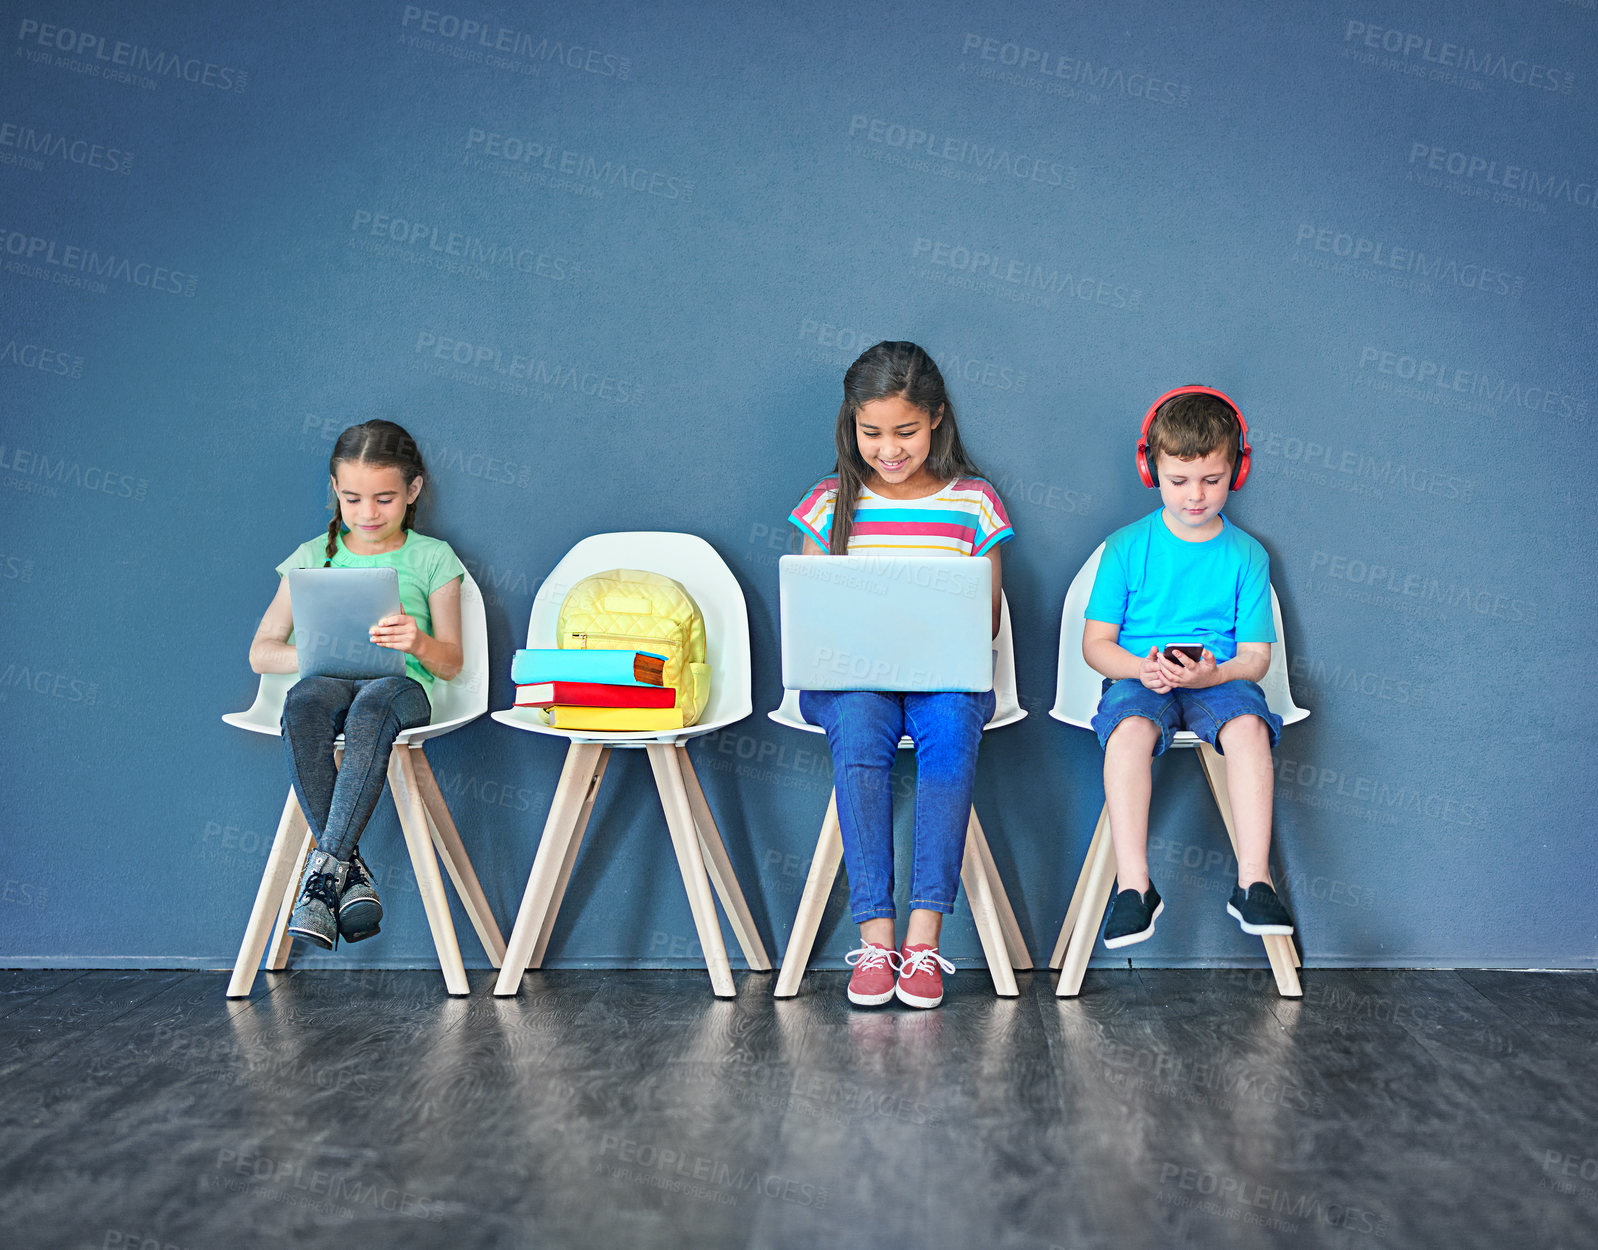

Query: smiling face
left=854, top=395, right=943, bottom=497
left=1155, top=448, right=1232, bottom=540
left=332, top=461, right=421, bottom=553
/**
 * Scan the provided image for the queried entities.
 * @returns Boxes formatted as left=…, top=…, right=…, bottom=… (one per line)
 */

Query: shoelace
left=844, top=943, right=899, bottom=972
left=898, top=947, right=955, bottom=978
left=300, top=870, right=341, bottom=911
left=345, top=849, right=373, bottom=891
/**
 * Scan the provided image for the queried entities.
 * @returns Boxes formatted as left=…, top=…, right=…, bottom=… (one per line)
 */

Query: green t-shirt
left=276, top=529, right=466, bottom=699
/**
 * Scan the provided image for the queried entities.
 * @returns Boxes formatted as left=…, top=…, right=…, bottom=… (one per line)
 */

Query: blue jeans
left=1090, top=678, right=1282, bottom=757
left=281, top=676, right=431, bottom=861
left=799, top=689, right=995, bottom=922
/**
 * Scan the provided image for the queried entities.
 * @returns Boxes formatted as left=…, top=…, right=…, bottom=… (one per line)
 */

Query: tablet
left=779, top=555, right=993, bottom=692
left=287, top=567, right=406, bottom=680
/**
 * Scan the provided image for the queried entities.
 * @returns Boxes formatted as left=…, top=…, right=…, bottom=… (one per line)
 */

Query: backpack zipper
left=568, top=630, right=678, bottom=653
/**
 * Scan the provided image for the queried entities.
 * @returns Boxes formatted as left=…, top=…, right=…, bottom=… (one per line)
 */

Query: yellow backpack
left=555, top=569, right=710, bottom=725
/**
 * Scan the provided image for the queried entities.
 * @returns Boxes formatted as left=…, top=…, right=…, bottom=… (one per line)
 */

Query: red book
left=514, top=681, right=677, bottom=709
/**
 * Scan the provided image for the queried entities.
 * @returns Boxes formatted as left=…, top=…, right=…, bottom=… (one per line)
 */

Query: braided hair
left=324, top=420, right=428, bottom=565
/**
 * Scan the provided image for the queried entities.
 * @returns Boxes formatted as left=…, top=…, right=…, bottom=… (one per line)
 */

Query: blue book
left=510, top=648, right=667, bottom=687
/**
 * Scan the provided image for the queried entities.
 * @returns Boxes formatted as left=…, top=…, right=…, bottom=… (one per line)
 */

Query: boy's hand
left=370, top=609, right=420, bottom=654
left=1156, top=647, right=1219, bottom=688
left=1139, top=649, right=1172, bottom=693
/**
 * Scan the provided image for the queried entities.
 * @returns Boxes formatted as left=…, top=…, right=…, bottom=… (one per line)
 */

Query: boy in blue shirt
left=1083, top=386, right=1295, bottom=947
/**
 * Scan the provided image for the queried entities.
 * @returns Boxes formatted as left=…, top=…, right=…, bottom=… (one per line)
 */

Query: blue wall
left=2, top=0, right=1593, bottom=972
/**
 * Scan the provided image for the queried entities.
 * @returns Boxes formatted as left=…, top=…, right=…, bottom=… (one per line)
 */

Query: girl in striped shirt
left=788, top=341, right=1014, bottom=1009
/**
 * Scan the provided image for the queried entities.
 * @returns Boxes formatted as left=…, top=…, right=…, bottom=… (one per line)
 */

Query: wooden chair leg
left=677, top=746, right=772, bottom=972
left=265, top=742, right=338, bottom=973
left=1195, top=743, right=1303, bottom=997
left=528, top=747, right=610, bottom=968
left=966, top=809, right=1031, bottom=970
left=265, top=828, right=313, bottom=972
left=1057, top=804, right=1117, bottom=997
left=494, top=742, right=606, bottom=996
left=388, top=750, right=469, bottom=996
left=646, top=744, right=736, bottom=998
left=774, top=791, right=844, bottom=999
left=1051, top=805, right=1110, bottom=970
left=409, top=748, right=507, bottom=967
left=960, top=830, right=1020, bottom=997
left=227, top=789, right=311, bottom=998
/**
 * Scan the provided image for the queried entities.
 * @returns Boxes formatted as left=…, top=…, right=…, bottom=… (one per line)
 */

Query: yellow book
left=545, top=705, right=686, bottom=731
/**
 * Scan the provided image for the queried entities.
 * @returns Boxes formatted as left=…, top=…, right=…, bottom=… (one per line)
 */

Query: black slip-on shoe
left=1227, top=882, right=1295, bottom=936
left=1103, top=882, right=1164, bottom=949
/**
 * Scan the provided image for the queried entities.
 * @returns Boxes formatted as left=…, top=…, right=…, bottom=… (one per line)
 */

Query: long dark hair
left=828, top=341, right=989, bottom=553
left=324, top=420, right=428, bottom=563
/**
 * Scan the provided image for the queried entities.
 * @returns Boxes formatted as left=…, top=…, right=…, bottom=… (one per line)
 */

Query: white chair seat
left=490, top=704, right=725, bottom=746
left=223, top=570, right=505, bottom=998
left=491, top=532, right=770, bottom=1000
left=222, top=661, right=490, bottom=749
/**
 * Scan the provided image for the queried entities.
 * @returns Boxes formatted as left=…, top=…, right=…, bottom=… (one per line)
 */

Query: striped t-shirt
left=788, top=476, right=1014, bottom=556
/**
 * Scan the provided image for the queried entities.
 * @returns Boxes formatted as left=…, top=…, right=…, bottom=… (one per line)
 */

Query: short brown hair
left=1148, top=390, right=1240, bottom=469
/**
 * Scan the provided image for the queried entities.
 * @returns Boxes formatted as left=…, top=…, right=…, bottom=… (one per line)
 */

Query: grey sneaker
left=338, top=847, right=382, bottom=943
left=287, top=850, right=348, bottom=950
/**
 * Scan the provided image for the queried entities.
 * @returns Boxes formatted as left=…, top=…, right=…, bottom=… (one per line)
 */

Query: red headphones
left=1135, top=385, right=1251, bottom=491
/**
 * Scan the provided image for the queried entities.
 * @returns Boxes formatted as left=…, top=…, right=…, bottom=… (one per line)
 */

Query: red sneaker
left=844, top=942, right=900, bottom=1006
left=896, top=944, right=955, bottom=1009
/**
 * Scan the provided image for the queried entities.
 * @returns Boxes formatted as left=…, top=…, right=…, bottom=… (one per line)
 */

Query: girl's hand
left=1157, top=647, right=1219, bottom=689
left=1138, top=648, right=1172, bottom=693
left=370, top=609, right=420, bottom=654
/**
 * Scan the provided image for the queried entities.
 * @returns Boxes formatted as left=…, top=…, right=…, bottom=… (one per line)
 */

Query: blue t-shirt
left=1084, top=509, right=1275, bottom=663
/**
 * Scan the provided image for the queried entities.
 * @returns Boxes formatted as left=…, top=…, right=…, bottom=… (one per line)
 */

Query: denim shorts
left=1090, top=678, right=1282, bottom=757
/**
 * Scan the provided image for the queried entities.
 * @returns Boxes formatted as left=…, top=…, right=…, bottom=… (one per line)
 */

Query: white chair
left=224, top=571, right=506, bottom=998
left=769, top=595, right=1033, bottom=999
left=1047, top=543, right=1308, bottom=998
left=490, top=532, right=772, bottom=999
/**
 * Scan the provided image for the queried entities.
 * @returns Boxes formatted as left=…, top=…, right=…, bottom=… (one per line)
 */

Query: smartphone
left=1162, top=644, right=1204, bottom=665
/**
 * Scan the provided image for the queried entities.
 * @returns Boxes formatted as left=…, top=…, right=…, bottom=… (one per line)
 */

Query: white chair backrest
left=769, top=591, right=1026, bottom=736
left=525, top=532, right=752, bottom=730
left=223, top=569, right=489, bottom=739
left=989, top=594, right=1025, bottom=731
left=1050, top=543, right=1309, bottom=731
left=409, top=569, right=489, bottom=738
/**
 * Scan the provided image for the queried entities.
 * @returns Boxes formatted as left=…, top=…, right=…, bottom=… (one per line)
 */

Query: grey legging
left=280, top=675, right=431, bottom=861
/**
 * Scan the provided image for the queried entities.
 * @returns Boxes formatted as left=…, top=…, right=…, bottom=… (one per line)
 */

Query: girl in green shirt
left=248, top=420, right=465, bottom=949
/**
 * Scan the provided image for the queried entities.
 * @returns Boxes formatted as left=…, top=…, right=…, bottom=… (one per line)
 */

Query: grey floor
left=0, top=967, right=1594, bottom=1249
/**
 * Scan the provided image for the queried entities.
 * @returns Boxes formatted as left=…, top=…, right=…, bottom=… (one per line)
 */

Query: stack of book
left=510, top=648, right=684, bottom=731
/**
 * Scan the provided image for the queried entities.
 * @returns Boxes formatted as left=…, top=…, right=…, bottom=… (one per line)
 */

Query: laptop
left=287, top=567, right=406, bottom=680
left=779, top=555, right=993, bottom=692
